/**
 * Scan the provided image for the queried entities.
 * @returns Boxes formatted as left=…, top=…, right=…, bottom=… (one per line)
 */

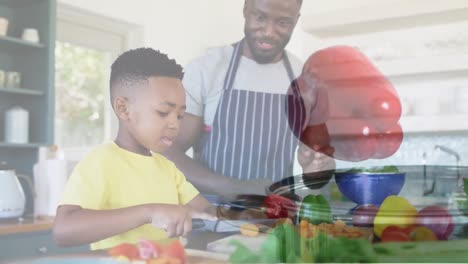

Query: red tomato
left=382, top=225, right=404, bottom=234
left=138, top=239, right=163, bottom=259
left=381, top=231, right=411, bottom=242
left=107, top=243, right=140, bottom=259
left=401, top=226, right=416, bottom=235
left=381, top=226, right=411, bottom=242
left=159, top=240, right=186, bottom=264
left=261, top=194, right=298, bottom=219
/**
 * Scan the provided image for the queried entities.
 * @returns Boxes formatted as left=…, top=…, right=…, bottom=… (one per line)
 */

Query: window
left=55, top=42, right=109, bottom=148
left=55, top=4, right=142, bottom=161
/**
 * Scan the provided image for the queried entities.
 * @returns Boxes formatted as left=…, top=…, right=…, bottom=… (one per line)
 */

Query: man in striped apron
left=165, top=0, right=333, bottom=196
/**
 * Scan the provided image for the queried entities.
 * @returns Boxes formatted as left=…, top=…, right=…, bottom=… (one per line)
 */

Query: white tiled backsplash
left=335, top=133, right=468, bottom=169
left=293, top=133, right=468, bottom=175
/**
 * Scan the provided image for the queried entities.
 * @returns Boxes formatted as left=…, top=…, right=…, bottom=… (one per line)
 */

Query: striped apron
left=199, top=40, right=306, bottom=182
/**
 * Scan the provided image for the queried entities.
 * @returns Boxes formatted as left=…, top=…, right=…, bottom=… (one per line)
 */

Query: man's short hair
left=110, top=48, right=183, bottom=97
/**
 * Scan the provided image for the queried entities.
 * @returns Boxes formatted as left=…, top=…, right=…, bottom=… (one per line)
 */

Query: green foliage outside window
left=55, top=41, right=108, bottom=147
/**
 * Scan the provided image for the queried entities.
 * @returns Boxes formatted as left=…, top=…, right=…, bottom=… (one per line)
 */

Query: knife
left=192, top=218, right=276, bottom=233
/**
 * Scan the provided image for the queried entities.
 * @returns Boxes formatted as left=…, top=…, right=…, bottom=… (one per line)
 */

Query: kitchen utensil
left=4, top=106, right=29, bottom=144
left=0, top=70, right=5, bottom=88
left=192, top=218, right=275, bottom=233
left=334, top=170, right=406, bottom=206
left=422, top=152, right=435, bottom=196
left=0, top=17, right=8, bottom=36
left=21, top=28, right=40, bottom=43
left=12, top=249, right=228, bottom=264
left=33, top=158, right=68, bottom=217
left=5, top=71, right=21, bottom=89
left=0, top=161, right=34, bottom=218
left=227, top=193, right=301, bottom=211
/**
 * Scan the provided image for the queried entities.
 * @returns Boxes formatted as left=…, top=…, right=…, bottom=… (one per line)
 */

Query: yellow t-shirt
left=60, top=142, right=199, bottom=250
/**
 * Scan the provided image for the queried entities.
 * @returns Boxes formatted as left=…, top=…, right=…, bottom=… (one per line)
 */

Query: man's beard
left=244, top=29, right=291, bottom=64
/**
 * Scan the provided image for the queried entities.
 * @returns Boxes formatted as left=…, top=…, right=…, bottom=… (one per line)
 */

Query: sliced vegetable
left=108, top=239, right=185, bottom=263
left=261, top=194, right=297, bottom=219
left=107, top=243, right=140, bottom=260
left=299, top=194, right=333, bottom=225
left=380, top=226, right=411, bottom=242
left=158, top=240, right=186, bottom=263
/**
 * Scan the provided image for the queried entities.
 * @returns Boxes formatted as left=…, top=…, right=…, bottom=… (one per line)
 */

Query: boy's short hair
left=110, top=48, right=183, bottom=100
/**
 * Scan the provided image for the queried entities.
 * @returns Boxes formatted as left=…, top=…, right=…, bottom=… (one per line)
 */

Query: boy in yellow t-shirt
left=53, top=48, right=216, bottom=250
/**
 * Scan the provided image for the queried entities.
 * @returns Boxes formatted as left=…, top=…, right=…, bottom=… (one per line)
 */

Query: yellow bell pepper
left=410, top=226, right=438, bottom=241
left=373, top=195, right=417, bottom=238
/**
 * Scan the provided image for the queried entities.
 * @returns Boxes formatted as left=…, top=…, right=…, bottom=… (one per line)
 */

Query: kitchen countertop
left=0, top=216, right=54, bottom=236
left=5, top=232, right=232, bottom=264
left=7, top=248, right=229, bottom=264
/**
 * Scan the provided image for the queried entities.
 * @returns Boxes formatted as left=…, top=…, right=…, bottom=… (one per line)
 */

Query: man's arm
left=164, top=113, right=270, bottom=196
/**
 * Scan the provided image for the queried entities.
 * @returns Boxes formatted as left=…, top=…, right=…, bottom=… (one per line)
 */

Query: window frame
left=56, top=3, right=143, bottom=161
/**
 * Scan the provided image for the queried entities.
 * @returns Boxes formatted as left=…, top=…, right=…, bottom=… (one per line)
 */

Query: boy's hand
left=149, top=204, right=216, bottom=237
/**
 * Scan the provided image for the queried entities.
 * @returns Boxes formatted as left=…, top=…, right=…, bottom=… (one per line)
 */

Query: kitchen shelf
left=0, top=87, right=44, bottom=96
left=0, top=0, right=39, bottom=8
left=0, top=143, right=45, bottom=148
left=0, top=36, right=45, bottom=52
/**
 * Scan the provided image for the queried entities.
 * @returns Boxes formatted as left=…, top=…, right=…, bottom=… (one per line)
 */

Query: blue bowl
left=334, top=171, right=406, bottom=206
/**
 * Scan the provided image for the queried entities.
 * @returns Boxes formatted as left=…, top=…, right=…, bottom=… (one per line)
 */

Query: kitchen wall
left=57, top=0, right=468, bottom=172
left=57, top=0, right=246, bottom=65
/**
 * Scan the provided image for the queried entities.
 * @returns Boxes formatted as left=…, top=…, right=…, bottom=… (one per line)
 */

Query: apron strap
left=223, top=41, right=244, bottom=91
left=223, top=39, right=297, bottom=91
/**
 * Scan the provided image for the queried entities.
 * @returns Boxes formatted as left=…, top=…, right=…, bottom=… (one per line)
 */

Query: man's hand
left=297, top=143, right=336, bottom=174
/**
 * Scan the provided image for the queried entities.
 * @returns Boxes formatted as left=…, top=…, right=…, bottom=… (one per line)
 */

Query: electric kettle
left=0, top=161, right=33, bottom=218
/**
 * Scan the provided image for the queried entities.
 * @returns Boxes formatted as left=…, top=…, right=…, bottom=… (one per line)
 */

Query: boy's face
left=126, top=76, right=186, bottom=154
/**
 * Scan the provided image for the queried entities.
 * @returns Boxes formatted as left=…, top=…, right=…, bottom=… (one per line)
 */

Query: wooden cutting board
left=185, top=249, right=229, bottom=264
left=206, top=234, right=267, bottom=255
left=9, top=249, right=229, bottom=264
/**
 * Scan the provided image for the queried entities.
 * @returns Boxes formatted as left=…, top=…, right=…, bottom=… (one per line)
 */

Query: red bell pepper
left=261, top=194, right=297, bottom=219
